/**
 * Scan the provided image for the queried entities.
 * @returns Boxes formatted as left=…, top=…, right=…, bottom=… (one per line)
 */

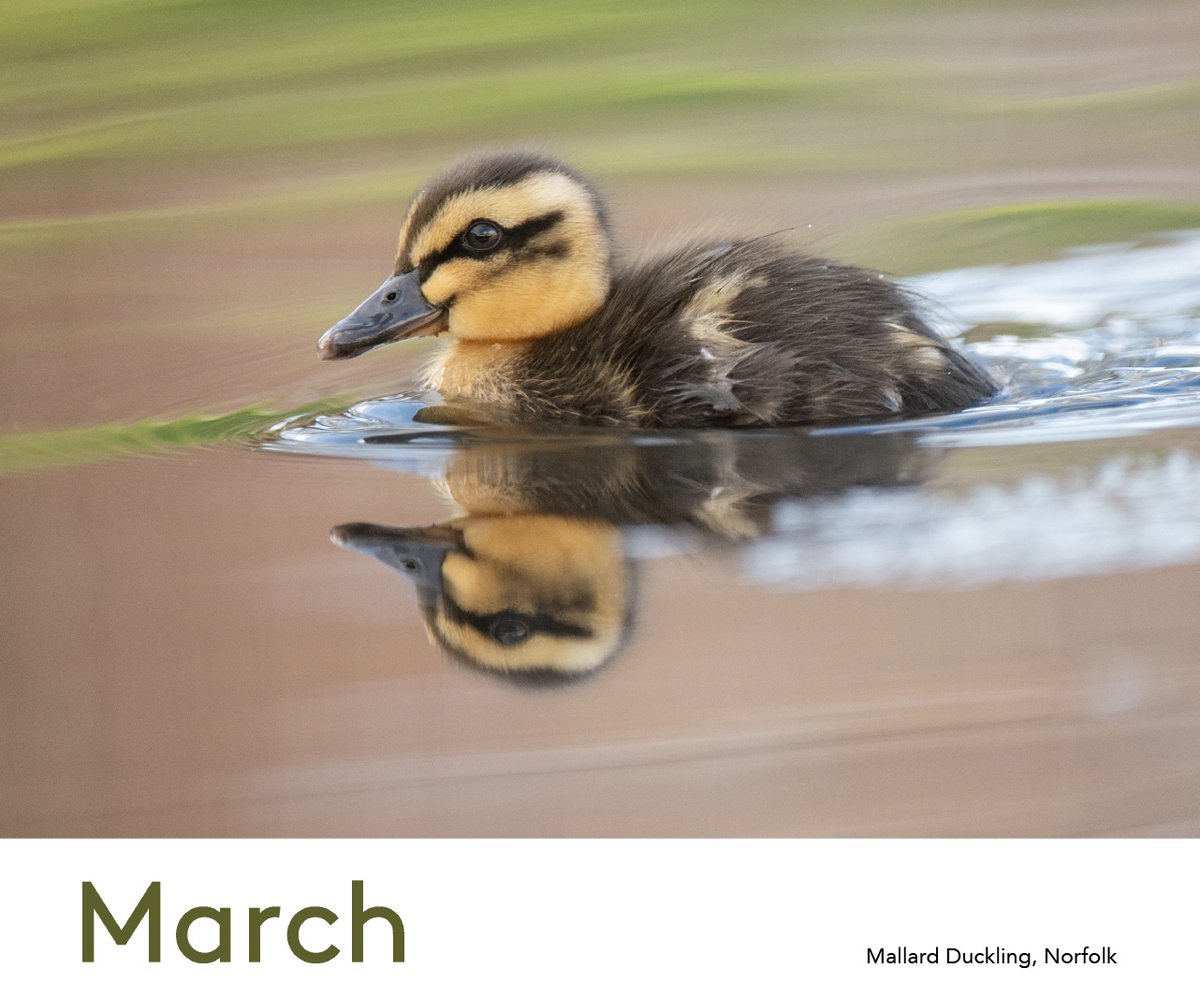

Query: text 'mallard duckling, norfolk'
left=318, top=152, right=996, bottom=426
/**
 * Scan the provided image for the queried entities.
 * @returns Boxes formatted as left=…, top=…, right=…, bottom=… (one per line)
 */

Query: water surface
left=5, top=234, right=1200, bottom=836
left=11, top=231, right=1193, bottom=836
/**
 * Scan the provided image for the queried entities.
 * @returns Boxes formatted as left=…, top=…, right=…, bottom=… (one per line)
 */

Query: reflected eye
left=462, top=219, right=503, bottom=254
left=488, top=616, right=531, bottom=645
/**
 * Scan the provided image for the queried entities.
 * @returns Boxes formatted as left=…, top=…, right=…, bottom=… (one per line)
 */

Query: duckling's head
left=331, top=515, right=632, bottom=686
left=318, top=152, right=612, bottom=359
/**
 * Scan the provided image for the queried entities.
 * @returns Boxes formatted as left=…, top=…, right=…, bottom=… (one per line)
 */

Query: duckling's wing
left=669, top=240, right=997, bottom=424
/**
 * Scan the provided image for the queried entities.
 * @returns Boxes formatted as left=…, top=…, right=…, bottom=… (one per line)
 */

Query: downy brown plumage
left=318, top=151, right=996, bottom=426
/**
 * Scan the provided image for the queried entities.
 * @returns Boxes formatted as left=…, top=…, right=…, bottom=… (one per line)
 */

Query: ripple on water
left=891, top=228, right=1200, bottom=445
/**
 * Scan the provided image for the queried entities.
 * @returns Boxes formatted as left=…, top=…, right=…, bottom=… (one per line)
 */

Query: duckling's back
left=507, top=239, right=996, bottom=427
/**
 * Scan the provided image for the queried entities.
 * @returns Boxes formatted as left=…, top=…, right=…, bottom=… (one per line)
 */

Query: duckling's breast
left=424, top=340, right=530, bottom=408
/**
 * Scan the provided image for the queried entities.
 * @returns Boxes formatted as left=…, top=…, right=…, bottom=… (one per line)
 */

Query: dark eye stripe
left=441, top=592, right=593, bottom=641
left=417, top=210, right=565, bottom=281
left=504, top=210, right=565, bottom=252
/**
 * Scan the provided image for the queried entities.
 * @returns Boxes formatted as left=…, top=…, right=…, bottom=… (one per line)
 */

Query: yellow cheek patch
left=440, top=517, right=618, bottom=608
left=461, top=516, right=620, bottom=585
left=420, top=257, right=491, bottom=306
left=440, top=553, right=510, bottom=615
left=448, top=252, right=607, bottom=341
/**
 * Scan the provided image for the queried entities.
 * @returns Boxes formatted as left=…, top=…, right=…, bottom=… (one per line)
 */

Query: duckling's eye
left=462, top=219, right=504, bottom=254
left=488, top=615, right=531, bottom=645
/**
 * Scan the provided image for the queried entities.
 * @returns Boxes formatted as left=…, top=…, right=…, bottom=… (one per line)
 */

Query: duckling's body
left=319, top=152, right=996, bottom=427
left=427, top=238, right=990, bottom=427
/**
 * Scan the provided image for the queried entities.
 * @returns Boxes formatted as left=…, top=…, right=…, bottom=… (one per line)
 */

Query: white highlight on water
left=744, top=450, right=1200, bottom=590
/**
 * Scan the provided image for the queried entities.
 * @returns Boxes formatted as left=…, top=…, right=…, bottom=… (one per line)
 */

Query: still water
left=4, top=234, right=1200, bottom=835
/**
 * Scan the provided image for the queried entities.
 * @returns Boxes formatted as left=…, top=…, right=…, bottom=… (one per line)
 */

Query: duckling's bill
left=318, top=269, right=445, bottom=360
left=330, top=521, right=461, bottom=603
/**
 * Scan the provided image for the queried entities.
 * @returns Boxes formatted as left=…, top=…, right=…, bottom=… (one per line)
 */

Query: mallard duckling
left=318, top=151, right=996, bottom=426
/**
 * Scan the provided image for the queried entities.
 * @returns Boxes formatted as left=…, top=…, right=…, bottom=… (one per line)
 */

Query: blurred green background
left=2, top=0, right=1198, bottom=449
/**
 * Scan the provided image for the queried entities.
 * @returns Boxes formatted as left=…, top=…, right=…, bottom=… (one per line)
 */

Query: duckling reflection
left=332, top=516, right=633, bottom=687
left=333, top=430, right=928, bottom=685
